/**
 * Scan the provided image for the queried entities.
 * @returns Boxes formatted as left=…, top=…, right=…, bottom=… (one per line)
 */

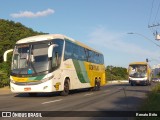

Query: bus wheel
left=94, top=80, right=100, bottom=91
left=60, top=80, right=69, bottom=96
left=28, top=93, right=37, bottom=97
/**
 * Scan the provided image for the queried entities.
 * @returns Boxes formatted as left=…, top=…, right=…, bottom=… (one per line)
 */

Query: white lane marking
left=84, top=93, right=93, bottom=96
left=42, top=99, right=63, bottom=104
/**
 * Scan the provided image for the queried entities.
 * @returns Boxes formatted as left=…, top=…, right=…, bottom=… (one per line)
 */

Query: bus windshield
left=11, top=42, right=49, bottom=75
left=129, top=65, right=147, bottom=78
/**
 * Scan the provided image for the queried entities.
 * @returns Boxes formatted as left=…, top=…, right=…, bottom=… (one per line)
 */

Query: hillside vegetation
left=106, top=65, right=128, bottom=81
left=0, top=19, right=44, bottom=87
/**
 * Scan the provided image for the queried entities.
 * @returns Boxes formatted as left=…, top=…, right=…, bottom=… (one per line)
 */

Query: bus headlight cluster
left=10, top=79, right=15, bottom=83
left=41, top=75, right=54, bottom=83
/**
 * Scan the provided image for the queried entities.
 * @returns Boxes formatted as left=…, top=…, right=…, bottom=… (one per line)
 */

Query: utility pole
left=148, top=23, right=160, bottom=40
left=155, top=32, right=160, bottom=40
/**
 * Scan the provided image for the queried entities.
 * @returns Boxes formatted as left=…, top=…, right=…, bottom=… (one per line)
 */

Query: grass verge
left=136, top=83, right=160, bottom=120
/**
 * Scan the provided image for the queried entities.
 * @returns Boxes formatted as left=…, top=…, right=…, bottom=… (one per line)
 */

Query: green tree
left=0, top=19, right=45, bottom=87
left=106, top=65, right=128, bottom=81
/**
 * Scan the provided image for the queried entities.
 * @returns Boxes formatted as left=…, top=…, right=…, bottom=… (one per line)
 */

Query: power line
left=148, top=0, right=155, bottom=26
left=154, top=0, right=160, bottom=23
left=128, top=32, right=160, bottom=47
left=148, top=0, right=160, bottom=38
left=148, top=0, right=160, bottom=39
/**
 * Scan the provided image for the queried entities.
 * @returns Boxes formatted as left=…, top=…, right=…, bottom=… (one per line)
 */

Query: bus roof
left=16, top=34, right=102, bottom=54
left=129, top=62, right=148, bottom=65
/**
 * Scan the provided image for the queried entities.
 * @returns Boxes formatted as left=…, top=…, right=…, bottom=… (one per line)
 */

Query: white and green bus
left=8, top=34, right=106, bottom=96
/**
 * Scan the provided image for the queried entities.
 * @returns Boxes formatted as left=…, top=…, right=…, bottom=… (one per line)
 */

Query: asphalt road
left=0, top=82, right=157, bottom=120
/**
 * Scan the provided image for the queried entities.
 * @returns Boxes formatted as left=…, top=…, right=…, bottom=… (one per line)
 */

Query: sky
left=1, top=0, right=160, bottom=68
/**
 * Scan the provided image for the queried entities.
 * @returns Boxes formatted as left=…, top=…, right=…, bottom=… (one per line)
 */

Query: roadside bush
left=0, top=62, right=10, bottom=88
left=136, top=83, right=160, bottom=120
left=152, top=83, right=160, bottom=92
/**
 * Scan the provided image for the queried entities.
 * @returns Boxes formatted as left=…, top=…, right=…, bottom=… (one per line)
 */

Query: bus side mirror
left=48, top=44, right=58, bottom=58
left=3, top=49, right=13, bottom=62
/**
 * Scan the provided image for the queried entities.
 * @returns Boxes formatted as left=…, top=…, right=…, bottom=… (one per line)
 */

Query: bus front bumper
left=10, top=80, right=54, bottom=93
left=129, top=80, right=148, bottom=85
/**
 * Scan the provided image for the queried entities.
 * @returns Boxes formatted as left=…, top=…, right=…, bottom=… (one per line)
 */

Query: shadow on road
left=14, top=88, right=92, bottom=97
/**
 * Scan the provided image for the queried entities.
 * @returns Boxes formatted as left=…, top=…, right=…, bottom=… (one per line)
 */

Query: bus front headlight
left=41, top=75, right=54, bottom=83
left=10, top=79, right=15, bottom=83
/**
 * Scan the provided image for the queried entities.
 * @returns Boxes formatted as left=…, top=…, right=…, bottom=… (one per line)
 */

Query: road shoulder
left=0, top=86, right=11, bottom=95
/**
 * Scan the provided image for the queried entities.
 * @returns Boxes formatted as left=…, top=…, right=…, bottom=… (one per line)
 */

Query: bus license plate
left=24, top=87, right=31, bottom=91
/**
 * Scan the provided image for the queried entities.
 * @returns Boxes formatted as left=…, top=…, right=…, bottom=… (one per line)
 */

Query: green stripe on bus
left=73, top=60, right=89, bottom=83
left=28, top=75, right=45, bottom=81
left=78, top=61, right=90, bottom=83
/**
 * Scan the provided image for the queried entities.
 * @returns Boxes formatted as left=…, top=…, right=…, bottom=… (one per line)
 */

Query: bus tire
left=28, top=93, right=37, bottom=97
left=96, top=81, right=100, bottom=91
left=94, top=80, right=100, bottom=91
left=60, top=80, right=70, bottom=96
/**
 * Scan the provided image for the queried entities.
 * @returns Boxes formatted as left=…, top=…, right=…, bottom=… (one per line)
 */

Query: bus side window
left=64, top=41, right=73, bottom=60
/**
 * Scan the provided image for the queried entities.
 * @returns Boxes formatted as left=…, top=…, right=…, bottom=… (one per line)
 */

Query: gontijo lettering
left=89, top=64, right=99, bottom=71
